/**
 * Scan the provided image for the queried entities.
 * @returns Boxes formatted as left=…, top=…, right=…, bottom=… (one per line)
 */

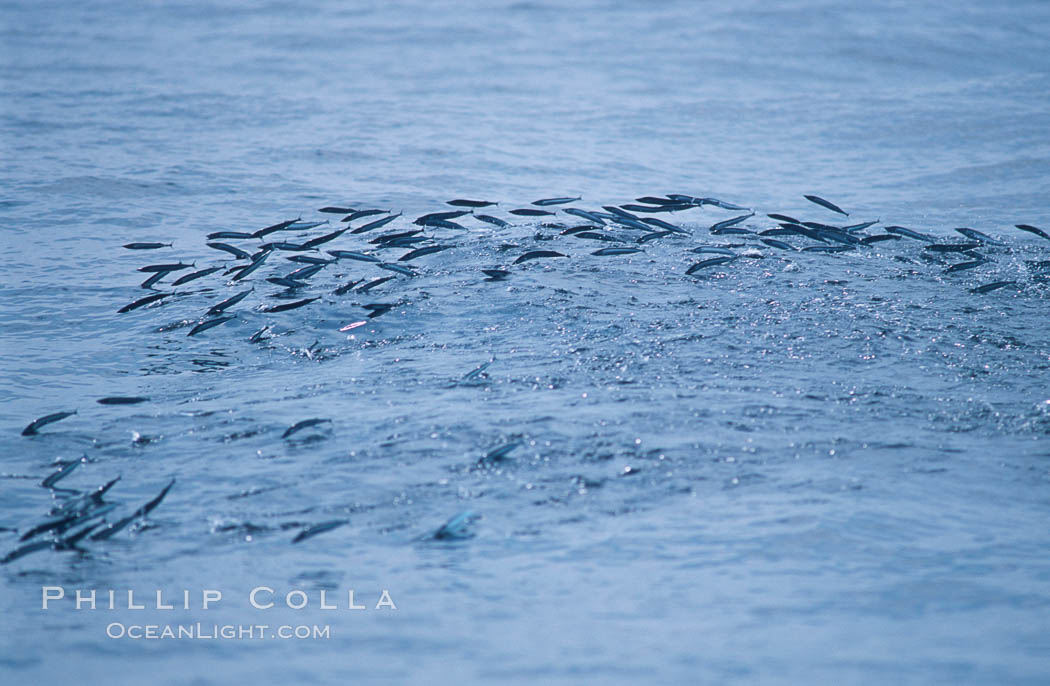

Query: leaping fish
left=803, top=194, right=849, bottom=216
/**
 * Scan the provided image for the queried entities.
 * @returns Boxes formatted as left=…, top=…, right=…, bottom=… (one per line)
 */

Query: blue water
left=2, top=1, right=1049, bottom=684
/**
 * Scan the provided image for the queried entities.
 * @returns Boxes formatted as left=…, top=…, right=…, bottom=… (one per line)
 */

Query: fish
left=803, top=194, right=849, bottom=216
left=573, top=231, right=621, bottom=242
left=779, top=223, right=829, bottom=243
left=592, top=247, right=643, bottom=256
left=42, top=460, right=80, bottom=488
left=292, top=519, right=349, bottom=543
left=248, top=325, right=272, bottom=343
left=813, top=228, right=860, bottom=245
left=943, top=260, right=986, bottom=273
left=514, top=250, right=567, bottom=264
left=188, top=315, right=235, bottom=337
left=842, top=220, right=879, bottom=233
left=686, top=256, right=736, bottom=274
left=333, top=279, right=364, bottom=295
left=603, top=206, right=640, bottom=220
left=414, top=211, right=472, bottom=225
left=118, top=291, right=172, bottom=313
left=377, top=262, right=417, bottom=276
left=955, top=228, right=1005, bottom=245
left=140, top=271, right=167, bottom=289
left=208, top=231, right=255, bottom=241
left=22, top=410, right=77, bottom=436
left=700, top=198, right=749, bottom=211
left=282, top=418, right=331, bottom=439
left=760, top=238, right=795, bottom=250
left=123, top=242, right=172, bottom=250
left=509, top=208, right=555, bottom=216
left=619, top=203, right=693, bottom=213
left=609, top=216, right=652, bottom=231
left=924, top=243, right=981, bottom=253
left=860, top=234, right=902, bottom=244
left=448, top=199, right=496, bottom=208
left=803, top=245, right=856, bottom=253
left=319, top=206, right=356, bottom=214
left=90, top=479, right=176, bottom=541
left=363, top=303, right=396, bottom=318
left=286, top=220, right=329, bottom=230
left=231, top=252, right=271, bottom=281
left=286, top=264, right=326, bottom=280
left=477, top=441, right=520, bottom=465
left=371, top=229, right=423, bottom=244
left=709, top=214, right=754, bottom=232
left=207, top=288, right=252, bottom=315
left=262, top=297, right=319, bottom=313
left=356, top=276, right=395, bottom=293
left=463, top=359, right=494, bottom=380
left=97, top=396, right=148, bottom=405
left=285, top=255, right=333, bottom=265
left=635, top=196, right=680, bottom=205
left=1015, top=224, right=1050, bottom=241
left=884, top=225, right=935, bottom=242
left=301, top=228, right=350, bottom=249
left=270, top=242, right=314, bottom=252
left=767, top=213, right=800, bottom=224
left=759, top=228, right=795, bottom=236
left=561, top=225, right=600, bottom=235
left=266, top=277, right=308, bottom=289
left=380, top=237, right=429, bottom=248
left=639, top=217, right=688, bottom=234
left=433, top=510, right=477, bottom=540
left=252, top=218, right=300, bottom=239
left=563, top=208, right=607, bottom=225
left=689, top=246, right=737, bottom=256
left=971, top=281, right=1018, bottom=294
left=172, top=267, right=222, bottom=286
left=474, top=214, right=510, bottom=228
left=138, top=262, right=193, bottom=273
left=533, top=196, right=581, bottom=206
left=637, top=231, right=675, bottom=243
left=421, top=219, right=467, bottom=230
left=399, top=245, right=453, bottom=261
left=207, top=242, right=251, bottom=259
left=482, top=269, right=510, bottom=281
left=327, top=250, right=380, bottom=263
left=351, top=213, right=402, bottom=234
left=343, top=209, right=388, bottom=222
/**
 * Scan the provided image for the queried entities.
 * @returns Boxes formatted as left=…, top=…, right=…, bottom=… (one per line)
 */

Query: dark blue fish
left=262, top=297, right=319, bottom=313
left=477, top=441, right=520, bottom=465
left=249, top=325, right=272, bottom=343
left=140, top=271, right=167, bottom=289
left=709, top=214, right=754, bottom=232
left=803, top=245, right=855, bottom=253
left=573, top=231, right=622, bottom=242
left=399, top=245, right=453, bottom=261
left=138, top=262, right=193, bottom=273
left=319, top=206, right=356, bottom=214
left=333, top=279, right=364, bottom=295
left=282, top=418, right=331, bottom=439
left=1015, top=224, right=1050, bottom=241
left=592, top=247, right=642, bottom=256
left=924, top=243, right=980, bottom=253
left=637, top=231, right=674, bottom=243
left=474, top=214, right=510, bottom=228
left=352, top=212, right=402, bottom=234
left=285, top=255, right=333, bottom=265
left=533, top=196, right=581, bottom=206
left=515, top=250, right=566, bottom=264
left=711, top=227, right=754, bottom=236
left=327, top=250, right=380, bottom=263
left=123, top=242, right=172, bottom=250
left=252, top=218, right=300, bottom=239
left=41, top=460, right=80, bottom=488
left=370, top=229, right=423, bottom=244
left=482, top=269, right=510, bottom=281
left=860, top=234, right=901, bottom=244
left=286, top=263, right=326, bottom=280
left=700, top=198, right=749, bottom=211
left=343, top=209, right=388, bottom=222
left=686, top=256, right=736, bottom=274
left=639, top=217, right=688, bottom=234
left=97, top=396, right=148, bottom=405
left=448, top=199, right=496, bottom=208
left=635, top=196, right=680, bottom=205
left=414, top=210, right=471, bottom=226
left=232, top=251, right=270, bottom=281
left=842, top=220, right=879, bottom=233
left=885, top=225, right=935, bottom=242
left=377, top=262, right=417, bottom=276
left=620, top=203, right=693, bottom=213
left=118, top=291, right=172, bottom=313
left=690, top=246, right=737, bottom=256
left=301, top=228, right=350, bottom=249
left=22, top=410, right=77, bottom=436
left=206, top=231, right=254, bottom=240
left=510, top=208, right=555, bottom=216
left=767, top=213, right=800, bottom=224
left=955, top=228, right=1005, bottom=245
left=760, top=238, right=795, bottom=250
left=267, top=277, right=308, bottom=289
left=563, top=208, right=607, bottom=225
left=207, top=288, right=252, bottom=315
left=971, top=281, right=1018, bottom=294
left=188, top=315, right=235, bottom=337
left=803, top=194, right=848, bottom=216
left=207, top=242, right=251, bottom=260
left=421, top=219, right=467, bottom=230
left=356, top=276, right=395, bottom=293
left=433, top=510, right=478, bottom=540
left=779, top=223, right=829, bottom=243
left=172, top=267, right=222, bottom=286
left=943, top=260, right=986, bottom=273
left=292, top=519, right=349, bottom=543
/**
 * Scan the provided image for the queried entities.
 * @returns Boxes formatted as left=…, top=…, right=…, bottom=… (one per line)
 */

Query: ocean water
left=1, top=1, right=1049, bottom=683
